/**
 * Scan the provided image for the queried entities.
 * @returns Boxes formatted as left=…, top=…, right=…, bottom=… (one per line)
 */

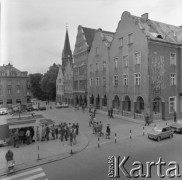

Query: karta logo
left=108, top=156, right=181, bottom=178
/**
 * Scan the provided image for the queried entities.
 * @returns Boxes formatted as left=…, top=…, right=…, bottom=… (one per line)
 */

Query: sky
left=1, top=0, right=182, bottom=74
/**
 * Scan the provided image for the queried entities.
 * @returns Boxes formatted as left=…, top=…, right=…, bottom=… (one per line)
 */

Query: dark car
left=39, top=105, right=46, bottom=111
left=169, top=121, right=182, bottom=133
left=148, top=126, right=174, bottom=142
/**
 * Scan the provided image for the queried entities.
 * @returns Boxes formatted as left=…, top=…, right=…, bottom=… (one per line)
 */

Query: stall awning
left=9, top=123, right=35, bottom=129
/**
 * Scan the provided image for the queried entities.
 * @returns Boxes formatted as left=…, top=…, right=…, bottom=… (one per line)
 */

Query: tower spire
left=62, top=25, right=72, bottom=68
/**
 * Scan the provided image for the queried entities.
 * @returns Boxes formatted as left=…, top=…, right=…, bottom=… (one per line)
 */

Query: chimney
left=141, top=13, right=148, bottom=21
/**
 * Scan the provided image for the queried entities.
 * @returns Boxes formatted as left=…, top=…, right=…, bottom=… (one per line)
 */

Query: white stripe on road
left=0, top=168, right=42, bottom=180
left=20, top=172, right=45, bottom=180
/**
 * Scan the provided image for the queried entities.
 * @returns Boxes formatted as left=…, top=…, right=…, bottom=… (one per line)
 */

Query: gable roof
left=128, top=12, right=182, bottom=44
left=82, top=26, right=96, bottom=47
left=101, top=30, right=114, bottom=47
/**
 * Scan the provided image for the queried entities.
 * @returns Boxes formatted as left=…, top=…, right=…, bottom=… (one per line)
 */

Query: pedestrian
left=45, top=125, right=50, bottom=141
left=145, top=113, right=150, bottom=126
left=14, top=129, right=19, bottom=148
left=26, top=129, right=31, bottom=145
left=106, top=124, right=111, bottom=139
left=55, top=126, right=58, bottom=139
left=75, top=123, right=79, bottom=135
left=110, top=108, right=114, bottom=118
left=51, top=125, right=55, bottom=140
left=173, top=111, right=177, bottom=123
left=108, top=109, right=110, bottom=118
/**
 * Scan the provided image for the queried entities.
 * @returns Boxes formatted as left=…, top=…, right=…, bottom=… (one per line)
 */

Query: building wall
left=56, top=66, right=64, bottom=103
left=0, top=65, right=29, bottom=107
left=109, top=11, right=149, bottom=117
left=87, top=30, right=110, bottom=110
left=149, top=41, right=182, bottom=120
left=64, top=61, right=73, bottom=104
left=73, top=26, right=90, bottom=106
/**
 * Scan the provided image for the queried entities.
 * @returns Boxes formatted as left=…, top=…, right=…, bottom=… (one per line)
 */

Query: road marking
left=20, top=172, right=46, bottom=180
left=0, top=167, right=43, bottom=180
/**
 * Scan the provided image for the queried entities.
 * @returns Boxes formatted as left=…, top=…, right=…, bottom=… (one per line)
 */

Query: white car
left=0, top=108, right=8, bottom=115
left=62, top=103, right=69, bottom=108
left=56, top=103, right=62, bottom=108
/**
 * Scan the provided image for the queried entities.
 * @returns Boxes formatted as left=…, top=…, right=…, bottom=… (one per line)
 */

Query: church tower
left=62, top=27, right=73, bottom=68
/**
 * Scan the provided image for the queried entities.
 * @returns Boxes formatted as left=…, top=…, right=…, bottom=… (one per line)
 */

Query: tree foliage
left=40, top=63, right=59, bottom=101
left=29, top=73, right=46, bottom=100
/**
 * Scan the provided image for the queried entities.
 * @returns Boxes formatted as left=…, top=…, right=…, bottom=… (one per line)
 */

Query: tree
left=40, top=63, right=59, bottom=101
left=29, top=73, right=46, bottom=100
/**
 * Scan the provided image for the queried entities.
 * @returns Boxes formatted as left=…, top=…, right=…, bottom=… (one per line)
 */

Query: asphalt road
left=2, top=104, right=182, bottom=180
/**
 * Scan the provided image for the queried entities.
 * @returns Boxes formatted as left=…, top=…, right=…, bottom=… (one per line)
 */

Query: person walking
left=110, top=108, right=114, bottom=118
left=26, top=129, right=31, bottom=145
left=14, top=129, right=19, bottom=148
left=55, top=126, right=58, bottom=139
left=45, top=125, right=50, bottom=141
left=75, top=123, right=79, bottom=135
left=145, top=113, right=150, bottom=126
left=106, top=124, right=111, bottom=139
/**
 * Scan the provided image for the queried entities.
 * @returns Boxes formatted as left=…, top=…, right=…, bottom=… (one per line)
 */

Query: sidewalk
left=96, top=109, right=176, bottom=127
left=0, top=131, right=88, bottom=176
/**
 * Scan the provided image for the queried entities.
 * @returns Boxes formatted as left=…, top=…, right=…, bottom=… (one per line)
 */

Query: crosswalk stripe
left=0, top=168, right=43, bottom=180
left=20, top=172, right=46, bottom=180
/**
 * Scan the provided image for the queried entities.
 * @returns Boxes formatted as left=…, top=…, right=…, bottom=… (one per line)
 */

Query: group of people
left=37, top=122, right=79, bottom=145
left=89, top=113, right=111, bottom=139
left=10, top=127, right=34, bottom=148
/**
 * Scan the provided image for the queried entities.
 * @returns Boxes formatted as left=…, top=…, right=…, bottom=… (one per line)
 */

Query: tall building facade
left=0, top=63, right=31, bottom=107
left=87, top=28, right=114, bottom=110
left=73, top=25, right=96, bottom=106
left=56, top=65, right=64, bottom=103
left=108, top=11, right=182, bottom=120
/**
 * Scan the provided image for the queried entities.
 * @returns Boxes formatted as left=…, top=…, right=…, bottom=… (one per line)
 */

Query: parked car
left=147, top=126, right=174, bottom=142
left=62, top=102, right=69, bottom=108
left=0, top=108, right=8, bottom=115
left=32, top=104, right=39, bottom=111
left=39, top=105, right=46, bottom=111
left=56, top=103, right=62, bottom=109
left=169, top=121, right=182, bottom=133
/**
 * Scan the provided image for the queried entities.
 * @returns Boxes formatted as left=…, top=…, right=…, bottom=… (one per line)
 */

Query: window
left=17, top=80, right=20, bottom=85
left=114, top=75, right=118, bottom=86
left=96, top=63, right=99, bottom=71
left=170, top=53, right=176, bottom=65
left=123, top=56, right=128, bottom=67
left=103, top=76, right=106, bottom=87
left=16, top=99, right=21, bottom=104
left=170, top=73, right=176, bottom=85
left=135, top=73, right=141, bottom=85
left=119, top=37, right=123, bottom=47
left=135, top=52, right=141, bottom=65
left=128, top=33, right=134, bottom=44
left=96, top=47, right=99, bottom=55
left=59, top=78, right=61, bottom=83
left=96, top=77, right=99, bottom=86
left=7, top=99, right=12, bottom=105
left=103, top=62, right=106, bottom=70
left=0, top=85, right=2, bottom=95
left=0, top=100, right=3, bottom=105
left=7, top=85, right=11, bottom=94
left=7, top=80, right=12, bottom=85
left=90, top=64, right=93, bottom=73
left=17, top=89, right=20, bottom=94
left=90, top=78, right=93, bottom=86
left=114, top=59, right=118, bottom=69
left=169, top=97, right=176, bottom=113
left=123, top=74, right=128, bottom=85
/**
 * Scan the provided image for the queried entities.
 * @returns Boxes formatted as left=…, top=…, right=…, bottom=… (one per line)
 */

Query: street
left=1, top=104, right=182, bottom=180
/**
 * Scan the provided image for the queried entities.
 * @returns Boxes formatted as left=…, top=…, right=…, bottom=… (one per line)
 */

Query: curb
left=0, top=131, right=89, bottom=177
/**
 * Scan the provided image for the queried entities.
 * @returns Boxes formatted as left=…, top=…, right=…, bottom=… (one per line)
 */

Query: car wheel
left=157, top=137, right=161, bottom=142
